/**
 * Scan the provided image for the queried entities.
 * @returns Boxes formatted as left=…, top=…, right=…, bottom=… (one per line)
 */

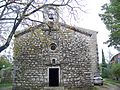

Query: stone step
left=44, top=87, right=64, bottom=90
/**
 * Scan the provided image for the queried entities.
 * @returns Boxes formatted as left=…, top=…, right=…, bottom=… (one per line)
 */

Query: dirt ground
left=0, top=84, right=120, bottom=90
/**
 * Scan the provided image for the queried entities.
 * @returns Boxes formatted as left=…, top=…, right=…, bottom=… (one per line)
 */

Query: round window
left=50, top=43, right=57, bottom=50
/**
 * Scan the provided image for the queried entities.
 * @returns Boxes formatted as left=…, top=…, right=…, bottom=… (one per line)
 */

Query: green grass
left=0, top=83, right=12, bottom=88
left=0, top=86, right=12, bottom=90
left=0, top=83, right=12, bottom=90
left=92, top=86, right=98, bottom=90
left=104, top=78, right=120, bottom=85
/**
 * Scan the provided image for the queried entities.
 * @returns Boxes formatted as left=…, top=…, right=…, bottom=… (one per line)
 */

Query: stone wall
left=13, top=25, right=98, bottom=90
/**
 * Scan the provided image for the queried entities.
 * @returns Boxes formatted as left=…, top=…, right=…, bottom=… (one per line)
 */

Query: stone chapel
left=13, top=5, right=99, bottom=90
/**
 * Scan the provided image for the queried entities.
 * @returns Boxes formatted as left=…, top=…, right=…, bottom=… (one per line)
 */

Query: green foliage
left=105, top=78, right=120, bottom=85
left=0, top=83, right=12, bottom=90
left=107, top=30, right=120, bottom=50
left=0, top=56, right=12, bottom=70
left=101, top=50, right=107, bottom=67
left=100, top=0, right=120, bottom=50
left=101, top=50, right=108, bottom=78
left=111, top=64, right=120, bottom=79
left=0, top=83, right=12, bottom=87
left=0, top=67, right=12, bottom=83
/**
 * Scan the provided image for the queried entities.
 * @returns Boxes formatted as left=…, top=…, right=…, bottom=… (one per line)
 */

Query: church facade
left=13, top=5, right=99, bottom=90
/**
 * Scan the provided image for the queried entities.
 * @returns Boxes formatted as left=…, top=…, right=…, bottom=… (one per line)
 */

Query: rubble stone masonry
left=13, top=25, right=98, bottom=90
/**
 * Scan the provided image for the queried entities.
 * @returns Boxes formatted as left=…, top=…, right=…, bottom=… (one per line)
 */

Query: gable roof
left=14, top=22, right=98, bottom=38
left=110, top=53, right=120, bottom=61
left=60, top=23, right=97, bottom=37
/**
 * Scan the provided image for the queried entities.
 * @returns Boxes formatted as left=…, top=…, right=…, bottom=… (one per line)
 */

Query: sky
left=78, top=0, right=119, bottom=63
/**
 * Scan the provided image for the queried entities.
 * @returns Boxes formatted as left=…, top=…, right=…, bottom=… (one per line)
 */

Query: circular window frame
left=50, top=43, right=57, bottom=50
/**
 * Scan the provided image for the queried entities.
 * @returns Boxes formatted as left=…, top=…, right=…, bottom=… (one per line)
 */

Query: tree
left=0, top=0, right=85, bottom=53
left=111, top=64, right=120, bottom=80
left=0, top=56, right=12, bottom=70
left=101, top=49, right=108, bottom=78
left=0, top=56, right=12, bottom=83
left=99, top=0, right=120, bottom=50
